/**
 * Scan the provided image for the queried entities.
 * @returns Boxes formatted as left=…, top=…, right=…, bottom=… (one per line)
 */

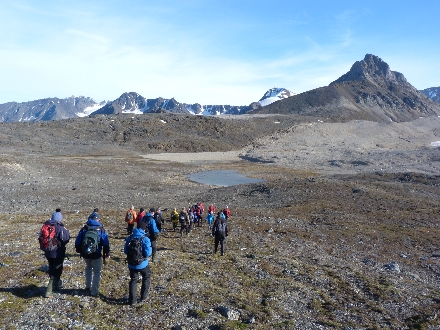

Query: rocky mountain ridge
left=0, top=88, right=293, bottom=123
left=0, top=96, right=105, bottom=122
left=251, top=54, right=440, bottom=122
left=421, top=86, right=440, bottom=104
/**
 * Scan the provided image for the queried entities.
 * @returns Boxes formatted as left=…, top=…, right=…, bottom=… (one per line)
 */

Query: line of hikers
left=38, top=204, right=230, bottom=305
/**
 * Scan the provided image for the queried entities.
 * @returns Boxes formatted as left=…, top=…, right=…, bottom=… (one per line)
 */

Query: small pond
left=186, top=170, right=265, bottom=187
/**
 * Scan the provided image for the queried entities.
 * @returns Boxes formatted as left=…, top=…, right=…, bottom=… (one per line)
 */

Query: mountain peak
left=258, top=88, right=295, bottom=106
left=331, top=54, right=407, bottom=85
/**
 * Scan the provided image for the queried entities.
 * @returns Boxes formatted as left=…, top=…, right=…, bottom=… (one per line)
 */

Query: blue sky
left=1, top=0, right=439, bottom=105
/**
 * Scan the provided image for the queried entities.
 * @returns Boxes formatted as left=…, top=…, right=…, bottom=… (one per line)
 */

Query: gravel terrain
left=0, top=113, right=439, bottom=329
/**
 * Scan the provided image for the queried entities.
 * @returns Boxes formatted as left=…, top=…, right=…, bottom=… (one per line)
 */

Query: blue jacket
left=41, top=219, right=70, bottom=259
left=124, top=227, right=152, bottom=269
left=145, top=212, right=160, bottom=240
left=206, top=213, right=215, bottom=224
left=75, top=219, right=110, bottom=259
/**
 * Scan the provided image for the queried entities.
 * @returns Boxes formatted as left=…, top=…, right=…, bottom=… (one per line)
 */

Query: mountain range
left=0, top=54, right=439, bottom=123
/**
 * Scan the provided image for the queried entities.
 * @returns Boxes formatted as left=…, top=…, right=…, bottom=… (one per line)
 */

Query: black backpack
left=126, top=235, right=146, bottom=266
left=215, top=220, right=226, bottom=239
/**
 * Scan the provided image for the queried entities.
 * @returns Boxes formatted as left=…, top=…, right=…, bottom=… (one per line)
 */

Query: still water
left=186, top=170, right=264, bottom=187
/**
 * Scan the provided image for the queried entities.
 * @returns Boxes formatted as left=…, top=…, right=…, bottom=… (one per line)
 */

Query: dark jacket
left=154, top=212, right=163, bottom=231
left=124, top=227, right=152, bottom=269
left=40, top=219, right=70, bottom=259
left=212, top=216, right=229, bottom=239
left=75, top=219, right=110, bottom=259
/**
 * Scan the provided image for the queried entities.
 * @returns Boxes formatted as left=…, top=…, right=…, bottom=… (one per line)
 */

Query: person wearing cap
left=139, top=208, right=160, bottom=262
left=39, top=208, right=70, bottom=298
left=75, top=213, right=110, bottom=297
left=88, top=208, right=100, bottom=221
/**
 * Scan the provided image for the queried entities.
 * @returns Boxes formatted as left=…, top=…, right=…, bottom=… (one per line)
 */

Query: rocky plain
left=0, top=112, right=439, bottom=329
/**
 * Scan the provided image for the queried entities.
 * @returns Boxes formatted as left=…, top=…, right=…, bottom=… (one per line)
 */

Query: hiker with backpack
left=125, top=206, right=137, bottom=235
left=179, top=207, right=189, bottom=237
left=38, top=208, right=70, bottom=298
left=212, top=212, right=228, bottom=256
left=170, top=208, right=179, bottom=231
left=187, top=209, right=195, bottom=233
left=139, top=208, right=160, bottom=262
left=153, top=206, right=163, bottom=232
left=75, top=213, right=110, bottom=297
left=124, top=220, right=152, bottom=306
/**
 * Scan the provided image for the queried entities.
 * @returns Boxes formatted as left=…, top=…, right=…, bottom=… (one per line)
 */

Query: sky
left=1, top=0, right=439, bottom=106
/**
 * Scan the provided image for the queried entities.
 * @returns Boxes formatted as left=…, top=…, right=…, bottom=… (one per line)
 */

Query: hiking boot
left=84, top=288, right=91, bottom=296
left=45, top=278, right=54, bottom=298
left=53, top=278, right=62, bottom=292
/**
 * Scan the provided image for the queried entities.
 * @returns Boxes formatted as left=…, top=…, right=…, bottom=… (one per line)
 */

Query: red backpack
left=39, top=223, right=58, bottom=251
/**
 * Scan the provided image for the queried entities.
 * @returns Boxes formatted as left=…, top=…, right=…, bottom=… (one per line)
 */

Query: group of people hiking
left=38, top=203, right=230, bottom=305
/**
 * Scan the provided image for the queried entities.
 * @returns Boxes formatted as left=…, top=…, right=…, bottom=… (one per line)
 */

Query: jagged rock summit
left=89, top=92, right=263, bottom=117
left=252, top=54, right=440, bottom=122
left=331, top=54, right=408, bottom=86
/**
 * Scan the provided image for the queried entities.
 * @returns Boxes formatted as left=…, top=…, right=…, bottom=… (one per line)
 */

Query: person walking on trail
left=188, top=209, right=195, bottom=233
left=75, top=213, right=110, bottom=297
left=198, top=201, right=205, bottom=218
left=179, top=207, right=189, bottom=237
left=38, top=208, right=70, bottom=298
left=124, top=222, right=152, bottom=306
left=206, top=211, right=215, bottom=230
left=170, top=208, right=179, bottom=231
left=212, top=212, right=228, bottom=256
left=125, top=206, right=137, bottom=235
left=223, top=205, right=231, bottom=221
left=208, top=204, right=215, bottom=214
left=139, top=208, right=160, bottom=262
left=136, top=208, right=146, bottom=227
left=154, top=206, right=163, bottom=232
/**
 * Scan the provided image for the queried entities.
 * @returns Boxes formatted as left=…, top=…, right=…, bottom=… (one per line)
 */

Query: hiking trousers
left=84, top=258, right=102, bottom=296
left=47, top=257, right=64, bottom=279
left=214, top=237, right=226, bottom=255
left=129, top=265, right=151, bottom=305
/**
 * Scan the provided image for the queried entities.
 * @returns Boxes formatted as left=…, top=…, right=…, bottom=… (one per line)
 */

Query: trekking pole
left=102, top=248, right=106, bottom=265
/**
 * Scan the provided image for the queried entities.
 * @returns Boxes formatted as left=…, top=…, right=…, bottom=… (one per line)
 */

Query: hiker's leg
left=214, top=237, right=219, bottom=253
left=128, top=268, right=138, bottom=305
left=150, top=240, right=157, bottom=261
left=90, top=258, right=103, bottom=296
left=220, top=239, right=225, bottom=256
left=52, top=257, right=64, bottom=291
left=84, top=258, right=92, bottom=290
left=139, top=265, right=151, bottom=300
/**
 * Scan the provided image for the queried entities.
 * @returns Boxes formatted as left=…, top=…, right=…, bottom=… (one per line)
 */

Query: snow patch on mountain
left=76, top=104, right=105, bottom=117
left=258, top=88, right=296, bottom=106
